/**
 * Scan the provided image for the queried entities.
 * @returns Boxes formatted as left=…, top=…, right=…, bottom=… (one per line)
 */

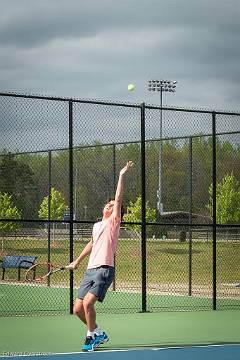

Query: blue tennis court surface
left=1, top=345, right=240, bottom=360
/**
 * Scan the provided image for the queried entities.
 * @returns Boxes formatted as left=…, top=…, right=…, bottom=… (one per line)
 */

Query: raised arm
left=112, top=161, right=134, bottom=218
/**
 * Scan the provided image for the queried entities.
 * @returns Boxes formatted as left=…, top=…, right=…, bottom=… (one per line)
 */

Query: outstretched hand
left=65, top=261, right=79, bottom=270
left=120, top=161, right=134, bottom=176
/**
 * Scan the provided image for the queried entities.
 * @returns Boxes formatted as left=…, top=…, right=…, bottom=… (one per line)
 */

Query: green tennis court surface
left=1, top=283, right=240, bottom=315
left=1, top=282, right=239, bottom=359
left=0, top=311, right=239, bottom=358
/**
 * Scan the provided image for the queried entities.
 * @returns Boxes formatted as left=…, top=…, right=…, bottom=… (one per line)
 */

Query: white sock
left=87, top=330, right=95, bottom=338
left=94, top=327, right=103, bottom=336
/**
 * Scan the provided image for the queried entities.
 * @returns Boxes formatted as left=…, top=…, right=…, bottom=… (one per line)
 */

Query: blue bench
left=0, top=255, right=37, bottom=281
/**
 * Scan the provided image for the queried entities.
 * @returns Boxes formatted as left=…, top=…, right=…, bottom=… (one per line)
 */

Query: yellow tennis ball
left=128, top=84, right=135, bottom=92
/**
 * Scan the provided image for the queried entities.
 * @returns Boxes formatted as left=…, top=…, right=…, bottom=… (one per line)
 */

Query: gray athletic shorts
left=77, top=266, right=115, bottom=302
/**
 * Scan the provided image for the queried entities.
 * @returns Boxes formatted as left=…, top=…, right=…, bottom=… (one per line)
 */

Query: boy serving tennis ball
left=67, top=161, right=134, bottom=352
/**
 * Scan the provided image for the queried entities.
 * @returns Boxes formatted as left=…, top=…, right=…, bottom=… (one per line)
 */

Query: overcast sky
left=0, top=0, right=240, bottom=111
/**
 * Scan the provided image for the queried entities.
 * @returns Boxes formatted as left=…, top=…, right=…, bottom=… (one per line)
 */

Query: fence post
left=141, top=102, right=147, bottom=312
left=112, top=144, right=116, bottom=291
left=188, top=138, right=193, bottom=296
left=47, top=150, right=52, bottom=287
left=212, top=112, right=217, bottom=310
left=69, top=99, right=74, bottom=314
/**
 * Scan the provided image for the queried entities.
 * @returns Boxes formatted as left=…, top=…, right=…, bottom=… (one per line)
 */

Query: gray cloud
left=0, top=0, right=239, bottom=114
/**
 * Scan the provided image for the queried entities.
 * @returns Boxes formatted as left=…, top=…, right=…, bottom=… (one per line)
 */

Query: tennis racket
left=25, top=262, right=67, bottom=283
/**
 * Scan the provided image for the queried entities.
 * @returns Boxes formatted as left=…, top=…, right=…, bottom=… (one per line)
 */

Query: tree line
left=0, top=136, right=240, bottom=230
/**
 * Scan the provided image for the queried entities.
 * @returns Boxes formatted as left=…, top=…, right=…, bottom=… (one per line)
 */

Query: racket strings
left=25, top=263, right=62, bottom=283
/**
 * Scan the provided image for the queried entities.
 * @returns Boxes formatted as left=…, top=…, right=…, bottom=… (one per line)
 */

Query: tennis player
left=67, top=161, right=134, bottom=352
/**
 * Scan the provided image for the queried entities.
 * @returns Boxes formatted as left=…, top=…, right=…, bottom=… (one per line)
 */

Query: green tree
left=38, top=187, right=69, bottom=220
left=207, top=173, right=240, bottom=224
left=0, top=153, right=37, bottom=218
left=38, top=187, right=69, bottom=243
left=0, top=193, right=22, bottom=252
left=123, top=196, right=157, bottom=236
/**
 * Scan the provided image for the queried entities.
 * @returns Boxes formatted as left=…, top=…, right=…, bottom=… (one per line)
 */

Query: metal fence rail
left=0, top=92, right=239, bottom=316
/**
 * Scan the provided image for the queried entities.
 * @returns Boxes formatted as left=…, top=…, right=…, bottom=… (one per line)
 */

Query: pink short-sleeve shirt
left=87, top=215, right=121, bottom=269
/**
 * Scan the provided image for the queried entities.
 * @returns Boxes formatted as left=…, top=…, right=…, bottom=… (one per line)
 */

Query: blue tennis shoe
left=82, top=332, right=109, bottom=352
left=94, top=332, right=109, bottom=345
left=82, top=336, right=97, bottom=352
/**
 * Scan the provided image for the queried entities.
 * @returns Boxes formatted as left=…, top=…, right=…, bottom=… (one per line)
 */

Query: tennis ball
left=128, top=84, right=135, bottom=92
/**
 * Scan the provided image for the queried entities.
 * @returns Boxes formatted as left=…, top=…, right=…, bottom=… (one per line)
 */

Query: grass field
left=1, top=236, right=239, bottom=285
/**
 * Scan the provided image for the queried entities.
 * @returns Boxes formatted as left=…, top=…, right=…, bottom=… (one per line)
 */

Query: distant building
left=159, top=211, right=210, bottom=224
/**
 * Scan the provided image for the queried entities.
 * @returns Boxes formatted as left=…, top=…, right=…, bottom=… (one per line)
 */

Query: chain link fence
left=0, top=92, right=239, bottom=315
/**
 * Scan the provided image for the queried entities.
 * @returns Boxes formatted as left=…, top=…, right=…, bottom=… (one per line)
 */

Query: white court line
left=1, top=343, right=240, bottom=358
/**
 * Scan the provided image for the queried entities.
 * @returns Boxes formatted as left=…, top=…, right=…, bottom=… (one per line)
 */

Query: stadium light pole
left=148, top=79, right=177, bottom=214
